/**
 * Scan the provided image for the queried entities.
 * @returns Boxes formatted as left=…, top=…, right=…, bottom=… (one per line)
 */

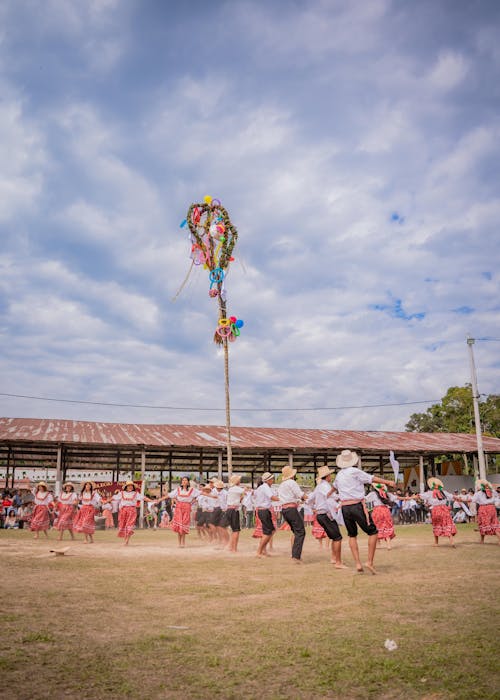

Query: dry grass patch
left=0, top=524, right=498, bottom=699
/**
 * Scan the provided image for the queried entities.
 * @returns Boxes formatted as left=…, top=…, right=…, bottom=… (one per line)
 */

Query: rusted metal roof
left=1, top=417, right=499, bottom=454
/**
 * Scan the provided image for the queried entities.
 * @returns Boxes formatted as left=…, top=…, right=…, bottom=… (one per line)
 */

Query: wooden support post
left=419, top=456, right=424, bottom=494
left=139, top=449, right=146, bottom=529
left=218, top=451, right=223, bottom=480
left=55, top=445, right=63, bottom=497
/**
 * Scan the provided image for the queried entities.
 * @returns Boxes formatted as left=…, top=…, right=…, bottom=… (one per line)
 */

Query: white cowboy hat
left=427, top=477, right=444, bottom=489
left=317, top=465, right=333, bottom=479
left=281, top=465, right=297, bottom=481
left=229, top=475, right=242, bottom=486
left=336, top=450, right=359, bottom=469
left=262, top=472, right=274, bottom=482
left=475, top=478, right=492, bottom=490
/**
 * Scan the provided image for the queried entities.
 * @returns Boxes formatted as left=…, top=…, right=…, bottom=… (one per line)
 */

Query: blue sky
left=0, top=0, right=499, bottom=430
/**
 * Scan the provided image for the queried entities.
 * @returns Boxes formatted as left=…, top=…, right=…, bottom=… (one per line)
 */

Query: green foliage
left=405, top=385, right=500, bottom=437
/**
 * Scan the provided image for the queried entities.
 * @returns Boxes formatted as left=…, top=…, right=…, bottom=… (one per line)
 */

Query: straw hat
left=37, top=481, right=48, bottom=489
left=336, top=450, right=359, bottom=469
left=262, top=472, right=274, bottom=482
left=427, top=477, right=444, bottom=489
left=317, top=465, right=333, bottom=479
left=123, top=480, right=135, bottom=489
left=63, top=482, right=74, bottom=490
left=214, top=479, right=225, bottom=489
left=229, top=475, right=242, bottom=486
left=281, top=465, right=297, bottom=481
left=475, top=478, right=492, bottom=490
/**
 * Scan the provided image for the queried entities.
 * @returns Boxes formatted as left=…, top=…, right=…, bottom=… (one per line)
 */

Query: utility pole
left=466, top=336, right=487, bottom=480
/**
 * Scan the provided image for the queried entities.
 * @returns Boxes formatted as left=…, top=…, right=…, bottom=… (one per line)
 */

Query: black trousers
left=282, top=507, right=306, bottom=560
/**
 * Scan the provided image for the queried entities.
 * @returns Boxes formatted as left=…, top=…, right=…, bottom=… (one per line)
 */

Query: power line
left=0, top=392, right=440, bottom=412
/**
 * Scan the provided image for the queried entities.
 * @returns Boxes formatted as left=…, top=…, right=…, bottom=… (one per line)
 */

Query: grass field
left=0, top=524, right=499, bottom=700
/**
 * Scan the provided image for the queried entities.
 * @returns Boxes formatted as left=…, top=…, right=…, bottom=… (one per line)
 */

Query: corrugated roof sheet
left=1, top=417, right=499, bottom=454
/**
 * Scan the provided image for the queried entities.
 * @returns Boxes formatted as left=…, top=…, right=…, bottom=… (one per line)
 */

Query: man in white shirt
left=226, top=474, right=245, bottom=552
left=254, top=472, right=280, bottom=558
left=311, top=466, right=346, bottom=568
left=277, top=465, right=307, bottom=562
left=334, top=450, right=395, bottom=574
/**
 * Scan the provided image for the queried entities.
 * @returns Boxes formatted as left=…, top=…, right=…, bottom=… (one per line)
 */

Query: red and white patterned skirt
left=431, top=505, right=457, bottom=537
left=74, top=505, right=96, bottom=535
left=171, top=501, right=191, bottom=535
left=477, top=504, right=500, bottom=536
left=118, top=507, right=137, bottom=538
left=372, top=505, right=395, bottom=540
left=30, top=504, right=50, bottom=531
left=312, top=515, right=326, bottom=540
left=54, top=504, right=76, bottom=531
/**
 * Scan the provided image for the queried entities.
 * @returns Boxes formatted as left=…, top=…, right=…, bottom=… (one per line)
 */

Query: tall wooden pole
left=466, top=336, right=487, bottom=480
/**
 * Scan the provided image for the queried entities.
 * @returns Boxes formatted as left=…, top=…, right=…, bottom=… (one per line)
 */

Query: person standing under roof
left=334, top=450, right=395, bottom=574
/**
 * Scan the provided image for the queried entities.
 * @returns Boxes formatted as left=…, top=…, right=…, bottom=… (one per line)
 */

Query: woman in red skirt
left=54, top=482, right=78, bottom=541
left=422, top=477, right=457, bottom=547
left=167, top=477, right=199, bottom=547
left=472, top=479, right=500, bottom=544
left=365, top=483, right=398, bottom=549
left=30, top=482, right=54, bottom=539
left=74, top=482, right=101, bottom=544
left=117, top=481, right=157, bottom=545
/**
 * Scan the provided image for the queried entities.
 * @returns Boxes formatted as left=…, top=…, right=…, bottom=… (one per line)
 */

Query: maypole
left=180, top=196, right=243, bottom=478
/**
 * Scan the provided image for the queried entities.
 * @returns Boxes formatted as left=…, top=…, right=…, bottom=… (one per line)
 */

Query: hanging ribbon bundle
left=181, top=196, right=243, bottom=344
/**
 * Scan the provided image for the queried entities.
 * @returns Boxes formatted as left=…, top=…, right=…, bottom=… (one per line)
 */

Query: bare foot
left=334, top=563, right=349, bottom=569
left=356, top=565, right=364, bottom=573
left=364, top=562, right=377, bottom=575
left=292, top=558, right=302, bottom=564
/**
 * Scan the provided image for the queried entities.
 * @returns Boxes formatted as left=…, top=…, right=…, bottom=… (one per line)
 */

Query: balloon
left=235, top=319, right=244, bottom=328
left=204, top=195, right=212, bottom=204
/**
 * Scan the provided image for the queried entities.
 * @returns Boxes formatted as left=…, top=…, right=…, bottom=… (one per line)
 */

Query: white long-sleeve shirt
left=278, top=479, right=304, bottom=505
left=333, top=467, right=373, bottom=501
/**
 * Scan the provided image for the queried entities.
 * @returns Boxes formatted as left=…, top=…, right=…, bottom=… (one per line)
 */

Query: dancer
left=472, top=479, right=500, bottom=544
left=277, top=465, right=307, bottom=563
left=196, top=485, right=215, bottom=541
left=334, top=450, right=395, bottom=574
left=168, top=477, right=199, bottom=547
left=422, top=477, right=457, bottom=547
left=254, top=472, right=280, bottom=558
left=30, top=482, right=54, bottom=539
left=209, top=479, right=229, bottom=547
left=226, top=475, right=245, bottom=552
left=54, top=482, right=78, bottom=541
left=311, top=467, right=347, bottom=568
left=117, top=481, right=155, bottom=545
left=365, top=483, right=398, bottom=549
left=74, top=482, right=101, bottom=544
left=101, top=500, right=114, bottom=529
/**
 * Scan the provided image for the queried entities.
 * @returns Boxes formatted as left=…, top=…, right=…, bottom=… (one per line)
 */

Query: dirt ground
left=1, top=524, right=499, bottom=699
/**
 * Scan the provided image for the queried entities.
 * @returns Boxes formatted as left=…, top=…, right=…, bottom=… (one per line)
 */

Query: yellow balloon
left=203, top=195, right=212, bottom=204
left=218, top=318, right=230, bottom=326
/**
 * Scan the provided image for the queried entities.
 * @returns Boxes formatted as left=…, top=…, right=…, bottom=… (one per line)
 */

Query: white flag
left=389, top=451, right=400, bottom=483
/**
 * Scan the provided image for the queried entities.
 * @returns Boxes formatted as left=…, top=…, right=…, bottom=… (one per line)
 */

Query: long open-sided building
left=1, top=417, right=499, bottom=492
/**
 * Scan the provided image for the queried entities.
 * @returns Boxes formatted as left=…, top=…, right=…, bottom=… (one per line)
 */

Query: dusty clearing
left=1, top=524, right=499, bottom=699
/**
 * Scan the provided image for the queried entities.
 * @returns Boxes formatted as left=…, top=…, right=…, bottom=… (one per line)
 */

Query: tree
left=405, top=385, right=500, bottom=438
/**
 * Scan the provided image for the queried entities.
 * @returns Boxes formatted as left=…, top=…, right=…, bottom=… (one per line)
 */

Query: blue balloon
left=235, top=319, right=244, bottom=328
left=180, top=219, right=187, bottom=228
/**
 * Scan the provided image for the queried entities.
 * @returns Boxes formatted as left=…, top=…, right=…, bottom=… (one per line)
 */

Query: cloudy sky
left=1, top=0, right=499, bottom=432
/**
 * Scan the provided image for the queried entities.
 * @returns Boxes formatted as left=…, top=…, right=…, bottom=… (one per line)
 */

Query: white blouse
left=80, top=492, right=102, bottom=508
left=421, top=490, right=453, bottom=508
left=58, top=492, right=78, bottom=506
left=472, top=490, right=496, bottom=506
left=33, top=491, right=54, bottom=507
left=365, top=491, right=397, bottom=507
left=168, top=487, right=198, bottom=504
left=118, top=490, right=143, bottom=508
